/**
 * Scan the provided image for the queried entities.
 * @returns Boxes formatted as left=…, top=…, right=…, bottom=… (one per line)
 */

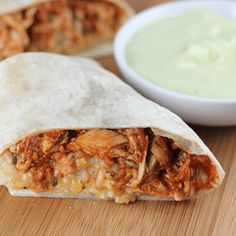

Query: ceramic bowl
left=114, top=0, right=236, bottom=126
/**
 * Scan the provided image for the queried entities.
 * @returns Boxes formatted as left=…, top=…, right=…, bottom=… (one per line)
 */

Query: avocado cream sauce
left=126, top=9, right=236, bottom=99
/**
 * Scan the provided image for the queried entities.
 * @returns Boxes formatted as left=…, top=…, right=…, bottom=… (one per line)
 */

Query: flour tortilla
left=0, top=53, right=224, bottom=200
left=0, top=0, right=134, bottom=58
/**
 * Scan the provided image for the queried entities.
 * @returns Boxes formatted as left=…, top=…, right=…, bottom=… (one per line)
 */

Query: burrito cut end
left=0, top=53, right=224, bottom=203
left=0, top=0, right=134, bottom=60
left=1, top=128, right=221, bottom=203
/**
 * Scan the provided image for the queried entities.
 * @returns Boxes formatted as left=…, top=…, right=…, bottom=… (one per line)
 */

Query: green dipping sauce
left=126, top=9, right=236, bottom=99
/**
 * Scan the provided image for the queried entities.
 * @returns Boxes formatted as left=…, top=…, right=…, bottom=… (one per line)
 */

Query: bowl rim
left=114, top=0, right=236, bottom=105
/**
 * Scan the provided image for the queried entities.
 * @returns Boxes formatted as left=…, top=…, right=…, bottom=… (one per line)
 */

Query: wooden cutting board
left=0, top=1, right=235, bottom=235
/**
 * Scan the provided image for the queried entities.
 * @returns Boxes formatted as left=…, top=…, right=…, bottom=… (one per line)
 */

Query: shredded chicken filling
left=0, top=0, right=127, bottom=59
left=7, top=128, right=218, bottom=201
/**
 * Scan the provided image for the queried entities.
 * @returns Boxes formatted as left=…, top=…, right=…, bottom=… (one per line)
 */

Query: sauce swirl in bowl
left=114, top=0, right=236, bottom=126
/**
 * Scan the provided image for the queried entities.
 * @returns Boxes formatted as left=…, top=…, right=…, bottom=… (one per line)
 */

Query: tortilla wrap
left=0, top=53, right=224, bottom=203
left=0, top=0, right=134, bottom=59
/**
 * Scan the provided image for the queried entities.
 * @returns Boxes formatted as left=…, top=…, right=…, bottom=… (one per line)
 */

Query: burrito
left=0, top=53, right=224, bottom=203
left=0, top=0, right=133, bottom=60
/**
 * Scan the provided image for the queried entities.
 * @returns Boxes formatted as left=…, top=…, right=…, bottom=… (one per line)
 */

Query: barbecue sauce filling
left=8, top=128, right=218, bottom=201
left=0, top=0, right=127, bottom=60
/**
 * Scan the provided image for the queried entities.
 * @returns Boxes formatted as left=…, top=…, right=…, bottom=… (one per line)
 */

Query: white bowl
left=114, top=0, right=236, bottom=126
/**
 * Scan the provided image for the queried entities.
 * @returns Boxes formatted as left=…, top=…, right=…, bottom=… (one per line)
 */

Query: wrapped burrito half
left=0, top=53, right=224, bottom=203
left=0, top=0, right=133, bottom=60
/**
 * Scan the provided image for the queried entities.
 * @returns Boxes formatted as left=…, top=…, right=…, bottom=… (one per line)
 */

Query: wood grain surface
left=0, top=1, right=235, bottom=236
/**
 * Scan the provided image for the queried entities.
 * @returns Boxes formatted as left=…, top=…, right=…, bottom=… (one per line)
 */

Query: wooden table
left=0, top=1, right=235, bottom=235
